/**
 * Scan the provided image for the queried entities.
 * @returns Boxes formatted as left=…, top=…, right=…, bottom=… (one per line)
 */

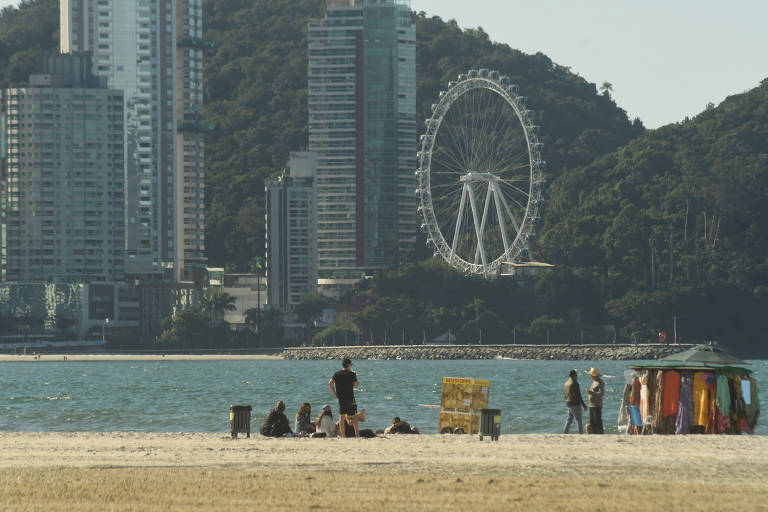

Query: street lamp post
left=102, top=318, right=110, bottom=345
left=253, top=256, right=263, bottom=335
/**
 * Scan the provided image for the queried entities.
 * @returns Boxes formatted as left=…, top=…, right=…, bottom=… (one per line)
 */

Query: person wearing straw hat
left=586, top=367, right=605, bottom=434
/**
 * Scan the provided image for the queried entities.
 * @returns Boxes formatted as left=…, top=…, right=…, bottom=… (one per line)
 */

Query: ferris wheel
left=416, top=69, right=544, bottom=277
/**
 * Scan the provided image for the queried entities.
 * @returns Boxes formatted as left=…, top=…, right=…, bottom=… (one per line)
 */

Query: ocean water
left=1, top=359, right=765, bottom=435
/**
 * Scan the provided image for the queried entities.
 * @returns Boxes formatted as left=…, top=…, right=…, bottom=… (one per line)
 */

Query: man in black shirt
left=328, top=356, right=366, bottom=437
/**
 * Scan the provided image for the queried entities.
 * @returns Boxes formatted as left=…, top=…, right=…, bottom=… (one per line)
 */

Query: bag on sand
left=344, top=424, right=376, bottom=438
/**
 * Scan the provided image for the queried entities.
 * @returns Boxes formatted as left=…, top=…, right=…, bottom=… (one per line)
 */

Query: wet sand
left=0, top=432, right=766, bottom=510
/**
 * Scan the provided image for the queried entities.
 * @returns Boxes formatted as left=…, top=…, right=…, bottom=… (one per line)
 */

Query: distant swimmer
left=328, top=356, right=366, bottom=438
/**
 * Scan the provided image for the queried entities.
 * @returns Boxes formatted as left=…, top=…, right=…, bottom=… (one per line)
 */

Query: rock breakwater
left=280, top=344, right=694, bottom=361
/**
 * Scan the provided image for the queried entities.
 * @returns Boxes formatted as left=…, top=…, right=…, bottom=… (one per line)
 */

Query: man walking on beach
left=586, top=367, right=605, bottom=434
left=563, top=369, right=587, bottom=434
left=328, top=356, right=366, bottom=438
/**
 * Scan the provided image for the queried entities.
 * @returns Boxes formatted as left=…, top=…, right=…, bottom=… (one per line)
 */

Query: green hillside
left=202, top=0, right=643, bottom=269
left=537, top=80, right=768, bottom=352
left=351, top=82, right=768, bottom=354
left=1, top=0, right=766, bottom=353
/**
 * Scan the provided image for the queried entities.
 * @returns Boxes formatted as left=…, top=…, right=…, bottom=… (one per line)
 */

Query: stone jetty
left=279, top=344, right=694, bottom=361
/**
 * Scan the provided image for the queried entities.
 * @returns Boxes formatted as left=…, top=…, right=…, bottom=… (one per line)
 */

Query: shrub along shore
left=279, top=344, right=694, bottom=361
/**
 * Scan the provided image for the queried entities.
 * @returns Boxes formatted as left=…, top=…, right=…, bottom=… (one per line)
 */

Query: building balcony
left=177, top=36, right=215, bottom=50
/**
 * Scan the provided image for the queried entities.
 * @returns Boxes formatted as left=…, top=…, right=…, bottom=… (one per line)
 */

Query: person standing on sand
left=328, top=356, right=366, bottom=438
left=586, top=367, right=605, bottom=434
left=563, top=369, right=587, bottom=434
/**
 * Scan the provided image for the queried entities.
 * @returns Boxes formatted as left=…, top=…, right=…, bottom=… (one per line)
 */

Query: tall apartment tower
left=60, top=0, right=206, bottom=282
left=1, top=52, right=125, bottom=281
left=266, top=152, right=318, bottom=310
left=308, top=0, right=416, bottom=296
left=175, top=0, right=207, bottom=282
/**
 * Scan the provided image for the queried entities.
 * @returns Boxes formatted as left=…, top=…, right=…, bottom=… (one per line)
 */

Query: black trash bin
left=230, top=405, right=252, bottom=438
left=479, top=408, right=501, bottom=441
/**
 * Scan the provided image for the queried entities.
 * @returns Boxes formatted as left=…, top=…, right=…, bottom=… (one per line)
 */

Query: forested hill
left=201, top=0, right=644, bottom=269
left=537, top=79, right=768, bottom=353
left=2, top=1, right=767, bottom=353
left=0, top=0, right=643, bottom=269
left=346, top=83, right=768, bottom=355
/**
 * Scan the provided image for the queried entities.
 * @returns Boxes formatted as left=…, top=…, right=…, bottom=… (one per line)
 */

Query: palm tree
left=200, top=290, right=237, bottom=328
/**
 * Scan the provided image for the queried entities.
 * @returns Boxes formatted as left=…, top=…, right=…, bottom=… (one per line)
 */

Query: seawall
left=279, top=344, right=695, bottom=361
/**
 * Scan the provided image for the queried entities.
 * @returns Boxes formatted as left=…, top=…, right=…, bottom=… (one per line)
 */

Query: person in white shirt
left=314, top=404, right=338, bottom=437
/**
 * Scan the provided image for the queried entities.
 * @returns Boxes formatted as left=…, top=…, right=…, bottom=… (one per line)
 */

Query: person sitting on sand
left=313, top=404, right=338, bottom=437
left=294, top=402, right=316, bottom=437
left=260, top=400, right=292, bottom=437
left=384, top=416, right=420, bottom=435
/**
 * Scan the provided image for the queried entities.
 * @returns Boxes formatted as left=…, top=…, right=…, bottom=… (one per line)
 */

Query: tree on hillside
left=0, top=0, right=59, bottom=87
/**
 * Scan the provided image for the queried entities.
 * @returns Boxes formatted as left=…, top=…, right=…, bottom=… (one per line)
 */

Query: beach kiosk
left=439, top=377, right=489, bottom=434
left=617, top=344, right=759, bottom=434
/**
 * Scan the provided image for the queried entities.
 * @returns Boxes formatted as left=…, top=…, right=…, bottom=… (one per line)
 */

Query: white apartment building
left=1, top=52, right=125, bottom=281
left=60, top=0, right=206, bottom=282
left=175, top=0, right=207, bottom=282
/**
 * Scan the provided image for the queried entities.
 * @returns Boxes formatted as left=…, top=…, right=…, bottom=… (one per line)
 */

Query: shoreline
left=0, top=343, right=760, bottom=362
left=1, top=432, right=766, bottom=510
left=0, top=353, right=282, bottom=362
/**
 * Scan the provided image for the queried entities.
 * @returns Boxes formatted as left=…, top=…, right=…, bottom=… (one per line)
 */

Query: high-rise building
left=175, top=0, right=207, bottom=282
left=308, top=0, right=416, bottom=296
left=60, top=0, right=207, bottom=281
left=1, top=52, right=125, bottom=281
left=266, top=152, right=318, bottom=310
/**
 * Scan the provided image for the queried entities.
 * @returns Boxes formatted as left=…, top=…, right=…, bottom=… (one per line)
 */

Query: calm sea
left=1, top=359, right=765, bottom=435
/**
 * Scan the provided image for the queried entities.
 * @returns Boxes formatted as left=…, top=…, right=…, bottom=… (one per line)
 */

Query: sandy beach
left=1, top=432, right=767, bottom=511
left=0, top=353, right=281, bottom=362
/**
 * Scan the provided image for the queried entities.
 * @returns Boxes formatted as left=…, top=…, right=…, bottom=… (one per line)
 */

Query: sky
left=410, top=0, right=768, bottom=128
left=2, top=0, right=765, bottom=128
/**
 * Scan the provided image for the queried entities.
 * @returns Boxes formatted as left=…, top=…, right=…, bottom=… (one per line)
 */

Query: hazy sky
left=2, top=0, right=765, bottom=128
left=411, top=0, right=768, bottom=128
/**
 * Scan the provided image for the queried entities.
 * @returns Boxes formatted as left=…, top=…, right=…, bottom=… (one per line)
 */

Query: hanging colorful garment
left=662, top=370, right=681, bottom=418
left=741, top=378, right=751, bottom=406
left=745, top=376, right=760, bottom=431
left=675, top=372, right=694, bottom=434
left=731, top=376, right=747, bottom=433
left=705, top=373, right=717, bottom=433
left=692, top=372, right=709, bottom=428
left=640, top=371, right=651, bottom=418
left=630, top=375, right=641, bottom=406
left=617, top=383, right=631, bottom=428
left=716, top=373, right=731, bottom=433
left=653, top=369, right=665, bottom=431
